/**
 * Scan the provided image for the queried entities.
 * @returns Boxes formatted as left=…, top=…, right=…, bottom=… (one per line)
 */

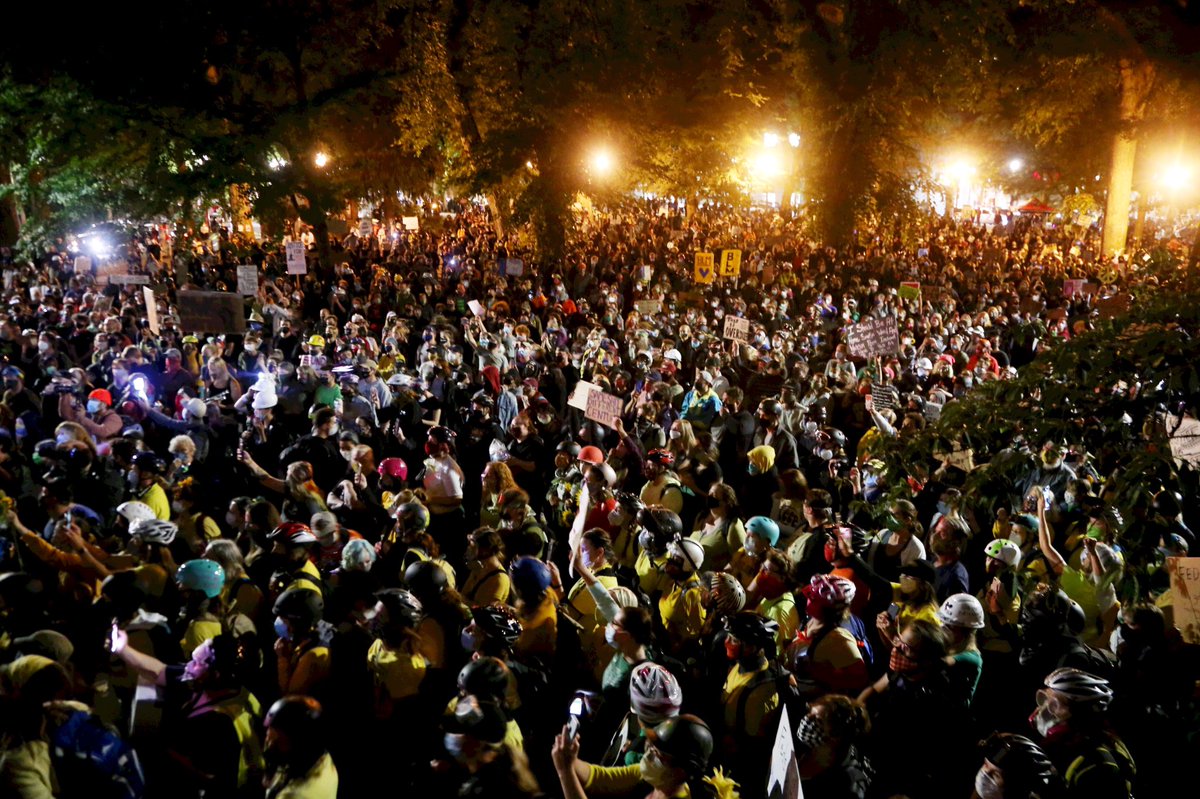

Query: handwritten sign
left=634, top=299, right=661, bottom=316
left=285, top=241, right=307, bottom=275
left=585, top=390, right=623, bottom=429
left=568, top=380, right=600, bottom=412
left=694, top=252, right=715, bottom=284
left=109, top=273, right=151, bottom=285
left=639, top=265, right=653, bottom=282
left=1164, top=414, right=1200, bottom=467
left=402, top=216, right=420, bottom=231
left=898, top=281, right=921, bottom=301
left=719, top=248, right=742, bottom=278
left=723, top=316, right=751, bottom=342
left=846, top=316, right=899, bottom=359
left=1063, top=278, right=1087, bottom=297
left=358, top=218, right=373, bottom=238
left=468, top=300, right=486, bottom=317
left=1168, top=557, right=1200, bottom=645
left=143, top=287, right=159, bottom=335
left=766, top=705, right=802, bottom=799
left=504, top=258, right=524, bottom=277
left=237, top=264, right=258, bottom=295
left=177, top=291, right=246, bottom=334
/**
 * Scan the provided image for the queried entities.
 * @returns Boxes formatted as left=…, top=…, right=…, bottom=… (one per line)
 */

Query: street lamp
left=750, top=150, right=785, bottom=180
left=1008, top=158, right=1023, bottom=174
left=1160, top=163, right=1191, bottom=193
left=787, top=132, right=801, bottom=148
left=762, top=132, right=781, bottom=148
left=314, top=151, right=330, bottom=169
left=588, top=148, right=615, bottom=177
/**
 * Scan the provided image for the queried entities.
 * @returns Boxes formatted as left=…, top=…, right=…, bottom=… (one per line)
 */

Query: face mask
left=974, top=769, right=1002, bottom=799
left=604, top=624, right=618, bottom=647
left=748, top=464, right=761, bottom=476
left=795, top=715, right=827, bottom=752
left=273, top=617, right=291, bottom=642
left=171, top=500, right=184, bottom=513
left=328, top=422, right=339, bottom=436
left=889, top=647, right=920, bottom=675
left=1063, top=491, right=1076, bottom=507
left=756, top=572, right=786, bottom=599
left=638, top=749, right=674, bottom=789
left=86, top=399, right=104, bottom=414
left=443, top=732, right=465, bottom=759
left=581, top=550, right=598, bottom=569
left=607, top=508, right=626, bottom=527
left=1109, top=626, right=1124, bottom=654
left=744, top=538, right=760, bottom=557
left=127, top=470, right=139, bottom=488
left=226, top=512, right=239, bottom=528
left=37, top=341, right=49, bottom=353
left=823, top=542, right=838, bottom=563
left=1030, top=702, right=1063, bottom=738
left=56, top=432, right=72, bottom=446
left=638, top=531, right=656, bottom=553
left=669, top=429, right=682, bottom=440
left=724, top=637, right=743, bottom=661
left=937, top=501, right=950, bottom=516
left=460, top=629, right=480, bottom=652
left=245, top=344, right=258, bottom=354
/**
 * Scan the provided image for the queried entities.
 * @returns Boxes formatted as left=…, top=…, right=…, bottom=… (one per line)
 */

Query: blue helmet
left=176, top=559, right=225, bottom=599
left=746, top=516, right=780, bottom=546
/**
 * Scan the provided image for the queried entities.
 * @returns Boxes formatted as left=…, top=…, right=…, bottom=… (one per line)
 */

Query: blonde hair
left=169, top=435, right=196, bottom=458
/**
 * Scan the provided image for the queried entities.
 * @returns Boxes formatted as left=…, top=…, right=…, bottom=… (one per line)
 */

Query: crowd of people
left=0, top=199, right=1196, bottom=799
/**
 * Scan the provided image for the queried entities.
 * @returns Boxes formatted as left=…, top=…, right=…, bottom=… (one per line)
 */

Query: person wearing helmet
left=422, top=425, right=466, bottom=560
left=634, top=507, right=679, bottom=601
left=404, top=559, right=469, bottom=672
left=367, top=588, right=428, bottom=720
left=1018, top=584, right=1114, bottom=695
left=462, top=605, right=523, bottom=660
left=268, top=522, right=324, bottom=599
left=432, top=693, right=541, bottom=799
left=729, top=515, right=778, bottom=589
left=510, top=556, right=558, bottom=663
left=273, top=588, right=331, bottom=697
left=791, top=573, right=868, bottom=697
left=605, top=491, right=644, bottom=571
left=639, top=449, right=683, bottom=515
left=127, top=518, right=179, bottom=603
left=658, top=537, right=707, bottom=651
left=720, top=611, right=783, bottom=767
left=262, top=696, right=339, bottom=798
left=973, top=732, right=1061, bottom=799
left=175, top=559, right=228, bottom=657
left=128, top=451, right=170, bottom=520
left=378, top=456, right=409, bottom=491
left=547, top=439, right=585, bottom=534
left=1030, top=668, right=1134, bottom=799
left=747, top=550, right=800, bottom=650
left=937, top=593, right=985, bottom=707
left=448, top=657, right=524, bottom=752
left=57, top=385, right=123, bottom=441
left=599, top=661, right=683, bottom=768
left=563, top=530, right=620, bottom=677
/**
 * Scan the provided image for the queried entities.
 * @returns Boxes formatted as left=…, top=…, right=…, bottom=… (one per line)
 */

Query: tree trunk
left=1132, top=196, right=1147, bottom=250
left=1101, top=58, right=1155, bottom=256
left=0, top=163, right=21, bottom=247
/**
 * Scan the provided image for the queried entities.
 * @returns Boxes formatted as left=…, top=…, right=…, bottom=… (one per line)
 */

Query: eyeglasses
left=891, top=636, right=917, bottom=656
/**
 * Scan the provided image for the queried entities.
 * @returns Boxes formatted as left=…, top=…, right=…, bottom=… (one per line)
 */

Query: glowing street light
left=762, top=132, right=781, bottom=148
left=750, top=150, right=785, bottom=180
left=947, top=161, right=976, bottom=182
left=1008, top=158, right=1023, bottom=174
left=1160, top=163, right=1191, bottom=193
left=313, top=151, right=330, bottom=169
left=787, top=132, right=801, bottom=148
left=588, top=148, right=615, bottom=177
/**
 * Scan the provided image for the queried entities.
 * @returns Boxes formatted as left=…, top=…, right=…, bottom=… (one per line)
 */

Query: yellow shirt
left=758, top=593, right=800, bottom=650
left=635, top=550, right=673, bottom=597
left=271, top=752, right=338, bottom=799
left=462, top=564, right=511, bottom=606
left=722, top=662, right=780, bottom=738
left=285, top=559, right=324, bottom=596
left=640, top=476, right=683, bottom=514
left=515, top=595, right=558, bottom=662
left=566, top=571, right=618, bottom=677
left=583, top=763, right=691, bottom=798
left=659, top=576, right=706, bottom=650
left=139, top=483, right=170, bottom=521
left=367, top=639, right=427, bottom=701
left=181, top=619, right=223, bottom=657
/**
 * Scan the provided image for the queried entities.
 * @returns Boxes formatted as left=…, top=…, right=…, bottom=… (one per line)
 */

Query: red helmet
left=88, top=388, right=113, bottom=406
left=804, top=573, right=856, bottom=612
left=270, top=522, right=317, bottom=545
left=378, top=457, right=408, bottom=481
left=578, top=445, right=605, bottom=465
left=646, top=448, right=675, bottom=466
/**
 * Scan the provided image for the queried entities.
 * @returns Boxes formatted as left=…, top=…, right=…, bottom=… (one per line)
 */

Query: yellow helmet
left=308, top=334, right=326, bottom=348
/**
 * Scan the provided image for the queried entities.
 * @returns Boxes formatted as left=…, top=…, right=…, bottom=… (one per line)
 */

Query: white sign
left=358, top=218, right=373, bottom=238
left=285, top=241, right=307, bottom=275
left=237, top=264, right=259, bottom=295
left=505, top=258, right=524, bottom=276
left=1168, top=557, right=1200, bottom=645
left=402, top=216, right=420, bottom=231
left=634, top=299, right=661, bottom=316
left=109, top=274, right=151, bottom=285
left=585, top=390, right=623, bottom=429
left=723, top=316, right=751, bottom=342
left=766, top=705, right=802, bottom=799
left=468, top=300, right=486, bottom=317
left=74, top=255, right=92, bottom=275
left=568, top=380, right=600, bottom=412
left=143, top=287, right=159, bottom=335
left=1165, top=414, right=1200, bottom=467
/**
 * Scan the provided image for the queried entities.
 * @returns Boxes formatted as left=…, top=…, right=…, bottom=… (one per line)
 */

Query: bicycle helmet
left=129, top=518, right=178, bottom=546
left=270, top=522, right=318, bottom=545
left=645, top=715, right=713, bottom=773
left=629, top=662, right=683, bottom=724
left=457, top=656, right=509, bottom=701
left=131, top=451, right=165, bottom=475
left=645, top=448, right=675, bottom=466
left=374, top=588, right=424, bottom=627
left=273, top=587, right=324, bottom=626
left=1043, top=668, right=1113, bottom=711
left=176, top=559, right=225, bottom=599
left=469, top=605, right=523, bottom=647
left=666, top=538, right=705, bottom=573
left=116, top=501, right=156, bottom=524
left=806, top=573, right=856, bottom=612
left=745, top=516, right=780, bottom=546
left=578, top=445, right=605, bottom=465
left=708, top=572, right=747, bottom=614
left=509, top=556, right=552, bottom=595
left=725, top=611, right=780, bottom=650
left=637, top=507, right=683, bottom=539
left=378, top=457, right=408, bottom=481
left=557, top=440, right=582, bottom=458
left=613, top=491, right=644, bottom=514
left=404, top=560, right=449, bottom=598
left=984, top=538, right=1021, bottom=568
left=979, top=732, right=1059, bottom=794
left=938, top=593, right=985, bottom=629
left=393, top=501, right=431, bottom=529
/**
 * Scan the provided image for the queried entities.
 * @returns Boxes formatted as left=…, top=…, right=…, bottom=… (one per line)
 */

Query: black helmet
left=725, top=611, right=780, bottom=651
left=1020, top=585, right=1077, bottom=632
left=470, top=605, right=522, bottom=647
left=457, top=656, right=509, bottom=702
left=556, top=439, right=582, bottom=457
left=646, top=714, right=714, bottom=773
left=265, top=695, right=324, bottom=739
left=979, top=733, right=1059, bottom=793
left=613, top=491, right=645, bottom=514
left=131, top=451, right=165, bottom=475
left=375, top=588, right=424, bottom=627
left=428, top=425, right=457, bottom=444
left=638, top=507, right=682, bottom=539
left=404, top=560, right=449, bottom=600
left=272, top=588, right=325, bottom=627
left=758, top=399, right=783, bottom=417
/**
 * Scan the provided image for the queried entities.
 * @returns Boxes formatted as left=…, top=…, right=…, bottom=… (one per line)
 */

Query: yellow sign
left=694, top=252, right=715, bottom=284
left=719, top=249, right=742, bottom=277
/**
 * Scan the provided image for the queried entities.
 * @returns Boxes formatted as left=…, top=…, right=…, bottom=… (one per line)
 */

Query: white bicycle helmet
left=1043, top=668, right=1113, bottom=710
left=629, top=662, right=682, bottom=724
left=666, top=538, right=705, bottom=573
left=938, top=593, right=985, bottom=629
left=117, top=501, right=156, bottom=524
left=130, top=518, right=178, bottom=546
left=984, top=538, right=1021, bottom=568
left=808, top=573, right=856, bottom=611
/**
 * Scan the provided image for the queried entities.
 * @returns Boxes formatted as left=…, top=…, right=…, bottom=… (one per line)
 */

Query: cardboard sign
left=694, top=252, right=715, bottom=284
left=505, top=258, right=524, bottom=277
left=1168, top=557, right=1200, bottom=645
left=285, top=241, right=307, bottom=275
left=237, top=264, right=258, bottom=295
left=934, top=445, right=976, bottom=472
left=1165, top=414, right=1200, bottom=467
left=143, top=287, right=159, bottom=335
left=402, top=216, right=420, bottom=231
left=109, top=273, right=151, bottom=285
left=585, top=390, right=623, bottom=429
left=1063, top=278, right=1087, bottom=297
left=634, top=299, right=661, bottom=316
left=177, top=291, right=246, bottom=334
left=468, top=300, right=486, bottom=317
left=639, top=265, right=653, bottom=282
left=719, top=248, right=742, bottom=277
left=568, top=380, right=600, bottom=411
left=723, top=316, right=751, bottom=342
left=358, top=218, right=373, bottom=238
left=74, top=255, right=93, bottom=275
left=846, top=316, right=900, bottom=359
left=898, top=281, right=921, bottom=300
left=766, top=705, right=802, bottom=799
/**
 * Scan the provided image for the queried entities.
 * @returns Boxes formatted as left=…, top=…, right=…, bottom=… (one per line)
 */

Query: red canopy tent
left=1017, top=199, right=1055, bottom=214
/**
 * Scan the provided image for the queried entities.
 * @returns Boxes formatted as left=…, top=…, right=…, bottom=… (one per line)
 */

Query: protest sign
left=468, top=300, right=486, bottom=317
left=634, top=299, right=661, bottom=316
left=358, top=218, right=373, bottom=238
left=1063, top=278, right=1087, bottom=297
left=568, top=380, right=600, bottom=411
left=766, top=706, right=802, bottom=799
left=719, top=248, right=742, bottom=277
left=639, top=265, right=653, bottom=282
left=177, top=291, right=246, bottom=334
left=505, top=258, right=524, bottom=276
left=898, top=281, right=921, bottom=300
left=285, top=241, right=307, bottom=275
left=694, top=252, right=715, bottom=284
left=1164, top=414, right=1200, bottom=467
left=1167, top=558, right=1200, bottom=645
left=143, top=287, right=159, bottom=335
left=402, top=216, right=420, bottom=231
left=723, top=316, right=751, bottom=342
left=846, top=316, right=899, bottom=359
left=109, top=273, right=151, bottom=285
left=327, top=218, right=349, bottom=237
left=1095, top=293, right=1131, bottom=319
left=934, top=445, right=976, bottom=472
left=237, top=264, right=259, bottom=295
left=585, top=390, right=623, bottom=429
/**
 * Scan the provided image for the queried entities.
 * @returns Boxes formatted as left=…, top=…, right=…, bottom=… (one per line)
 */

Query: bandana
left=889, top=647, right=920, bottom=675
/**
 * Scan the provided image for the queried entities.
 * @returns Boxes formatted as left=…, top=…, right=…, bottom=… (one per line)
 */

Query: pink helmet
left=805, top=573, right=856, bottom=612
left=628, top=662, right=682, bottom=724
left=378, top=457, right=408, bottom=481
